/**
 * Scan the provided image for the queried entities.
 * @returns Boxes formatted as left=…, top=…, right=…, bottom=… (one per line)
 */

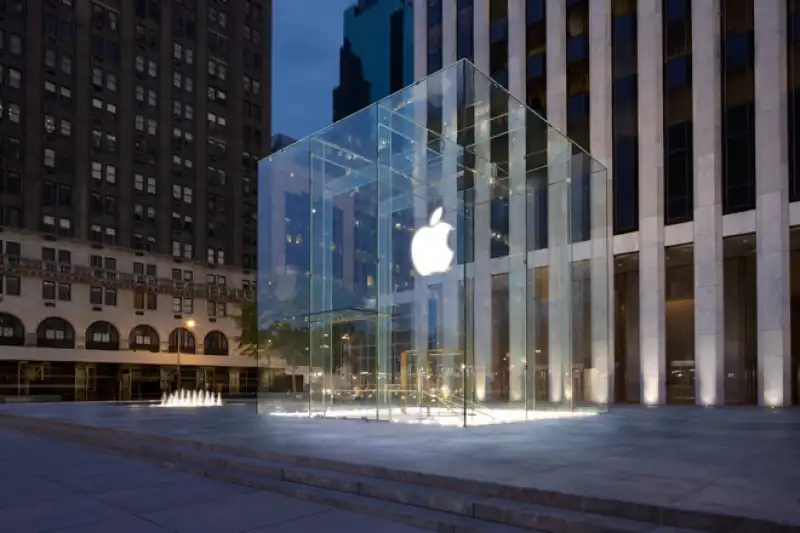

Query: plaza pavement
left=1, top=402, right=799, bottom=529
left=0, top=427, right=429, bottom=533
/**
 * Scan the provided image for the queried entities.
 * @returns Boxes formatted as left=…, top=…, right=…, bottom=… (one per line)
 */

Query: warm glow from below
left=267, top=408, right=598, bottom=427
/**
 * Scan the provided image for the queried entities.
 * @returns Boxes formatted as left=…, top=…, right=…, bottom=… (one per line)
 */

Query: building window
left=790, top=0, right=800, bottom=201
left=721, top=0, right=756, bottom=214
left=134, top=292, right=157, bottom=310
left=60, top=55, right=72, bottom=74
left=92, top=161, right=102, bottom=181
left=207, top=301, right=226, bottom=317
left=90, top=286, right=117, bottom=306
left=8, top=103, right=20, bottom=123
left=1, top=275, right=21, bottom=296
left=8, top=68, right=22, bottom=89
left=612, top=0, right=639, bottom=234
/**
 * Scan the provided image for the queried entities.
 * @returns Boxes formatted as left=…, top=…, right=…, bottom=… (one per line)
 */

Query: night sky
left=272, top=0, right=356, bottom=140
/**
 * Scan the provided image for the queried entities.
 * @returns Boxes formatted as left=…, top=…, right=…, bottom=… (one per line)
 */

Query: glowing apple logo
left=411, top=207, right=454, bottom=277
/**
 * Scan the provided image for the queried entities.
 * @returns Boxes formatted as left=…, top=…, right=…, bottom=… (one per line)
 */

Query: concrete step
left=0, top=414, right=712, bottom=533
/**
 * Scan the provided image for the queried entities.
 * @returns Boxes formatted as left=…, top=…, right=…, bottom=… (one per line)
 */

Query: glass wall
left=427, top=0, right=443, bottom=74
left=612, top=0, right=639, bottom=235
left=722, top=235, right=757, bottom=404
left=790, top=0, right=800, bottom=202
left=614, top=253, right=640, bottom=403
left=456, top=0, right=474, bottom=61
left=665, top=244, right=695, bottom=404
left=721, top=0, right=756, bottom=214
left=663, top=0, right=693, bottom=224
left=257, top=60, right=609, bottom=425
left=791, top=228, right=800, bottom=405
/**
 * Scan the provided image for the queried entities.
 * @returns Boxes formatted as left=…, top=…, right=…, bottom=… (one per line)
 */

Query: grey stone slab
left=247, top=509, right=431, bottom=532
left=0, top=475, right=77, bottom=510
left=672, top=482, right=800, bottom=526
left=45, top=515, right=172, bottom=533
left=141, top=490, right=331, bottom=533
left=95, top=476, right=257, bottom=514
left=0, top=495, right=125, bottom=533
left=3, top=404, right=800, bottom=526
left=43, top=465, right=196, bottom=494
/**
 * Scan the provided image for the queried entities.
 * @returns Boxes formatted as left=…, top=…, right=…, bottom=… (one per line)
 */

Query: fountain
left=159, top=389, right=223, bottom=407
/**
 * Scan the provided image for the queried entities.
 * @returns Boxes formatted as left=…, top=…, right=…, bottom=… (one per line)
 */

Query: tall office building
left=416, top=0, right=800, bottom=407
left=333, top=0, right=414, bottom=121
left=0, top=0, right=271, bottom=400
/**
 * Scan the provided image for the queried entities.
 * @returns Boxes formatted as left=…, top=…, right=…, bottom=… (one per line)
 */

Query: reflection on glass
left=723, top=235, right=757, bottom=404
left=665, top=245, right=695, bottom=404
left=791, top=228, right=800, bottom=404
left=614, top=253, right=640, bottom=403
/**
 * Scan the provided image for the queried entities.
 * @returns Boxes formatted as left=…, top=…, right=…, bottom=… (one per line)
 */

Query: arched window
left=85, top=321, right=120, bottom=350
left=36, top=317, right=75, bottom=349
left=129, top=325, right=160, bottom=352
left=0, top=313, right=25, bottom=346
left=168, top=328, right=196, bottom=354
left=203, top=331, right=229, bottom=356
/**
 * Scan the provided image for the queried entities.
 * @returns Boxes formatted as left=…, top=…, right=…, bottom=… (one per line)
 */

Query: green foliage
left=232, top=299, right=261, bottom=358
left=264, top=321, right=309, bottom=370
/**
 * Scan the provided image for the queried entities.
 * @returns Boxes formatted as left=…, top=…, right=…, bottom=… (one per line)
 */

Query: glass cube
left=257, top=60, right=610, bottom=426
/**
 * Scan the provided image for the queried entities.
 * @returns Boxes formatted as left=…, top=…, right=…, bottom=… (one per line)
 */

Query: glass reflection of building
left=258, top=60, right=610, bottom=426
left=332, top=0, right=414, bottom=122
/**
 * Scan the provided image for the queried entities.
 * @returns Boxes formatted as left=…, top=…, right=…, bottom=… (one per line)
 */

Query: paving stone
left=141, top=490, right=331, bottom=533
left=0, top=475, right=77, bottom=510
left=247, top=509, right=433, bottom=532
left=2, top=403, right=800, bottom=530
left=45, top=515, right=173, bottom=533
left=0, top=428, right=433, bottom=533
left=0, top=495, right=126, bottom=532
left=95, top=476, right=257, bottom=514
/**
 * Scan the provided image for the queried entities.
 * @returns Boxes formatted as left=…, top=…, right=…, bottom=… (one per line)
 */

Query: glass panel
left=257, top=59, right=610, bottom=425
left=256, top=139, right=313, bottom=411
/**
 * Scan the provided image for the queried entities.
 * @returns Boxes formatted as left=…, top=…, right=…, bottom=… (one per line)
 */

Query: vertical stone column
left=412, top=0, right=430, bottom=398
left=507, top=0, right=528, bottom=404
left=637, top=0, right=667, bottom=406
left=440, top=6, right=459, bottom=395
left=546, top=0, right=570, bottom=403
left=589, top=0, right=614, bottom=404
left=755, top=0, right=791, bottom=407
left=692, top=0, right=725, bottom=406
left=472, top=0, right=492, bottom=401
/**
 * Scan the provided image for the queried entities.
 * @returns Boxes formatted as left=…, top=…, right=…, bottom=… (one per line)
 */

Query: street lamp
left=341, top=334, right=352, bottom=389
left=177, top=319, right=195, bottom=390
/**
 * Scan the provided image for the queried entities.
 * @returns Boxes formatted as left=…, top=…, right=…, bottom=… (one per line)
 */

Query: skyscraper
left=0, top=0, right=271, bottom=400
left=414, top=0, right=800, bottom=407
left=333, top=0, right=414, bottom=121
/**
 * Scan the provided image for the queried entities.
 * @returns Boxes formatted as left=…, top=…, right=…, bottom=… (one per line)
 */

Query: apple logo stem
left=411, top=207, right=455, bottom=277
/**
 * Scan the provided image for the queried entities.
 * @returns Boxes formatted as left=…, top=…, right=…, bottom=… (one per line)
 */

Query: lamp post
left=341, top=333, right=351, bottom=389
left=177, top=319, right=195, bottom=390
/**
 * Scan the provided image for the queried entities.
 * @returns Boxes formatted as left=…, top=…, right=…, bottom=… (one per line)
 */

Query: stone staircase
left=0, top=413, right=790, bottom=533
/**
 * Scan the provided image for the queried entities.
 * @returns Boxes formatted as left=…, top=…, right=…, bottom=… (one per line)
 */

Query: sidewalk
left=0, top=428, right=427, bottom=533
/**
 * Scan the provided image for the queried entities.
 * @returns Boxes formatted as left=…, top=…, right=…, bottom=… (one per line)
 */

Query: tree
left=264, top=321, right=309, bottom=393
left=232, top=299, right=260, bottom=358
